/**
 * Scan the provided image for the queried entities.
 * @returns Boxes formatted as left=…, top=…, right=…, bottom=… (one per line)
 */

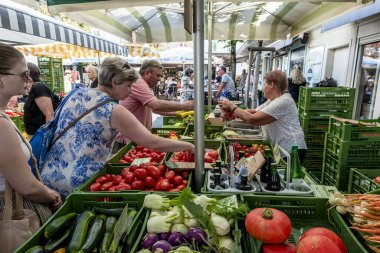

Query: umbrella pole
left=245, top=49, right=253, bottom=107
left=194, top=0, right=205, bottom=193
left=207, top=8, right=213, bottom=114
left=251, top=41, right=263, bottom=109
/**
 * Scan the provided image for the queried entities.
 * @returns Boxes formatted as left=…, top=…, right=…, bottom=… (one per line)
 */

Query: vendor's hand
left=218, top=99, right=235, bottom=112
left=246, top=109, right=257, bottom=114
left=182, top=100, right=195, bottom=111
left=185, top=142, right=195, bottom=155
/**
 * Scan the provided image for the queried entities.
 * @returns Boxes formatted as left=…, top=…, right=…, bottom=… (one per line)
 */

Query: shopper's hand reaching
left=182, top=100, right=195, bottom=111
left=49, top=189, right=62, bottom=209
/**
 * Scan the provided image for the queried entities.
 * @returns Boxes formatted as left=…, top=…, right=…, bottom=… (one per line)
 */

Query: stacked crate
left=298, top=87, right=355, bottom=172
left=322, top=117, right=380, bottom=191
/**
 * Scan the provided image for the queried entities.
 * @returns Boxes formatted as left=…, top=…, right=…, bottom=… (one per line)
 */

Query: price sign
left=247, top=151, right=265, bottom=182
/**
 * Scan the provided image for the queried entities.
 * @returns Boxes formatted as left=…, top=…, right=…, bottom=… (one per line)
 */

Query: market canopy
left=0, top=0, right=129, bottom=56
left=15, top=42, right=115, bottom=59
left=44, top=1, right=366, bottom=43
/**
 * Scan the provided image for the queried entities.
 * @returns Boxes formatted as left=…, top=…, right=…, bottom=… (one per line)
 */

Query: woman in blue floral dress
left=41, top=57, right=195, bottom=196
left=180, top=67, right=194, bottom=101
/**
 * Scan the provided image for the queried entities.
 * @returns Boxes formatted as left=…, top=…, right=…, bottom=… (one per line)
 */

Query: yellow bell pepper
left=176, top=110, right=194, bottom=118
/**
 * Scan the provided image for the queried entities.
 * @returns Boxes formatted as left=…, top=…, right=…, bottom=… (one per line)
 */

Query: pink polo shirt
left=120, top=78, right=157, bottom=130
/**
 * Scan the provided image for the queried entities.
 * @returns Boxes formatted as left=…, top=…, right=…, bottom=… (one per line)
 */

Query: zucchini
left=67, top=210, right=95, bottom=253
left=93, top=207, right=124, bottom=217
left=100, top=216, right=117, bottom=253
left=44, top=228, right=72, bottom=253
left=78, top=214, right=106, bottom=253
left=25, top=245, right=45, bottom=253
left=45, top=212, right=77, bottom=239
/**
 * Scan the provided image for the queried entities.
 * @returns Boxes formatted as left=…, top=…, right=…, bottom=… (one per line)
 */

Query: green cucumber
left=44, top=212, right=77, bottom=239
left=93, top=207, right=124, bottom=217
left=78, top=214, right=106, bottom=253
left=25, top=245, right=45, bottom=253
left=44, top=227, right=72, bottom=253
left=100, top=216, right=117, bottom=253
left=67, top=210, right=95, bottom=253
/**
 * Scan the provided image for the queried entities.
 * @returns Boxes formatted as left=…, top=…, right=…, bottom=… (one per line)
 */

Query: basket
left=75, top=164, right=192, bottom=193
left=15, top=193, right=148, bottom=253
left=348, top=168, right=380, bottom=194
left=241, top=195, right=367, bottom=253
left=328, top=117, right=380, bottom=142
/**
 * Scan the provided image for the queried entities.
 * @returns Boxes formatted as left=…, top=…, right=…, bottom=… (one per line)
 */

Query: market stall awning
left=45, top=1, right=367, bottom=43
left=127, top=44, right=161, bottom=58
left=0, top=1, right=129, bottom=56
left=15, top=43, right=115, bottom=59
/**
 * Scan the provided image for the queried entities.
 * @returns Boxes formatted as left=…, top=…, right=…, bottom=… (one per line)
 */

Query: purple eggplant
left=168, top=232, right=187, bottom=246
left=141, top=233, right=158, bottom=249
left=159, top=232, right=171, bottom=241
left=151, top=240, right=171, bottom=253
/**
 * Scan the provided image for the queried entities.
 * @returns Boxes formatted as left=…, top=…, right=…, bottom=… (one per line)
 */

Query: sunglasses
left=0, top=71, right=30, bottom=82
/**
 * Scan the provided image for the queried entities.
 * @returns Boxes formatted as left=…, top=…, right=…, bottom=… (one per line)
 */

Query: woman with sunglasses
left=41, top=56, right=195, bottom=197
left=0, top=43, right=62, bottom=242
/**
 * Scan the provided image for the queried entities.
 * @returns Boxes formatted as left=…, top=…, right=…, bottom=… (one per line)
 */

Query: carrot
left=352, top=222, right=380, bottom=228
left=369, top=245, right=380, bottom=253
left=350, top=211, right=380, bottom=221
left=350, top=227, right=380, bottom=235
left=364, top=235, right=380, bottom=241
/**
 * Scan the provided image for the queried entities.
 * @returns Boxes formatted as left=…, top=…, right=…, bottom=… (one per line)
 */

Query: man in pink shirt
left=120, top=60, right=193, bottom=130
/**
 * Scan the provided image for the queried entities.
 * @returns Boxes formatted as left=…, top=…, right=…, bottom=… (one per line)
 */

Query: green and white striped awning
left=45, top=1, right=368, bottom=43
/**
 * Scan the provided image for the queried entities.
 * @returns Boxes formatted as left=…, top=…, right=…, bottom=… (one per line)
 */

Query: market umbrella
left=45, top=1, right=364, bottom=43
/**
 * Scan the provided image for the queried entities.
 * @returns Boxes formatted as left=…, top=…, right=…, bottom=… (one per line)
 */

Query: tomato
left=104, top=174, right=112, bottom=182
left=101, top=182, right=114, bottom=191
left=113, top=175, right=122, bottom=185
left=136, top=145, right=143, bottom=151
left=144, top=176, right=157, bottom=188
left=298, top=235, right=341, bottom=253
left=204, top=155, right=214, bottom=163
left=124, top=172, right=135, bottom=184
left=121, top=167, right=130, bottom=178
left=157, top=164, right=166, bottom=176
left=261, top=243, right=296, bottom=253
left=146, top=165, right=161, bottom=179
left=173, top=175, right=183, bottom=187
left=245, top=208, right=291, bottom=243
left=165, top=170, right=176, bottom=182
left=374, top=176, right=380, bottom=184
left=158, top=179, right=171, bottom=191
left=300, top=227, right=347, bottom=253
left=183, top=180, right=188, bottom=185
left=125, top=157, right=133, bottom=163
left=129, top=165, right=138, bottom=173
left=134, top=168, right=147, bottom=180
left=208, top=150, right=219, bottom=160
left=119, top=159, right=128, bottom=164
left=169, top=188, right=181, bottom=192
left=181, top=171, right=189, bottom=179
left=90, top=182, right=101, bottom=191
left=96, top=176, right=109, bottom=185
left=116, top=183, right=132, bottom=191
left=176, top=184, right=186, bottom=190
left=108, top=186, right=117, bottom=191
left=131, top=180, right=145, bottom=190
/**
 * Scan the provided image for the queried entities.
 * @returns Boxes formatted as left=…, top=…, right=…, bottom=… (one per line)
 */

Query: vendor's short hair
left=27, top=62, right=41, bottom=82
left=99, top=57, right=138, bottom=88
left=220, top=66, right=227, bottom=73
left=139, top=60, right=163, bottom=76
left=264, top=70, right=288, bottom=93
left=184, top=67, right=193, bottom=77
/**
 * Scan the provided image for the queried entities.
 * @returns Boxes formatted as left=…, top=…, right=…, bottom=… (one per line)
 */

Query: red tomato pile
left=89, top=163, right=189, bottom=192
left=119, top=145, right=166, bottom=164
left=5, top=111, right=23, bottom=117
left=232, top=142, right=269, bottom=160
left=245, top=208, right=347, bottom=253
left=169, top=150, right=219, bottom=163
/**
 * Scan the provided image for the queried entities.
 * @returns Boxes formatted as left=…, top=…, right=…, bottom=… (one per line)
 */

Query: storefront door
left=358, top=42, right=380, bottom=119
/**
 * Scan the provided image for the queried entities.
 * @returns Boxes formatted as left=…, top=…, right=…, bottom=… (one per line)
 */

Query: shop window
left=359, top=42, right=380, bottom=119
left=289, top=46, right=305, bottom=73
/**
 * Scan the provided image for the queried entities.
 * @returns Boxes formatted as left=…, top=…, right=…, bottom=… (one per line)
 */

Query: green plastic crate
left=300, top=117, right=330, bottom=133
left=107, top=142, right=134, bottom=164
left=303, top=168, right=322, bottom=185
left=181, top=124, right=224, bottom=140
left=15, top=193, right=148, bottom=253
left=348, top=168, right=380, bottom=194
left=325, top=134, right=380, bottom=164
left=302, top=159, right=323, bottom=171
left=299, top=96, right=355, bottom=111
left=328, top=117, right=380, bottom=142
left=299, top=86, right=356, bottom=99
left=298, top=106, right=353, bottom=119
left=75, top=164, right=192, bottom=193
left=131, top=194, right=243, bottom=253
left=305, top=132, right=326, bottom=146
left=151, top=127, right=186, bottom=137
left=241, top=195, right=367, bottom=253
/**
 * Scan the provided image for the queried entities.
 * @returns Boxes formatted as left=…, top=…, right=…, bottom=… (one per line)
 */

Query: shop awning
left=45, top=1, right=366, bottom=43
left=127, top=44, right=161, bottom=58
left=0, top=1, right=129, bottom=56
left=15, top=43, right=115, bottom=59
